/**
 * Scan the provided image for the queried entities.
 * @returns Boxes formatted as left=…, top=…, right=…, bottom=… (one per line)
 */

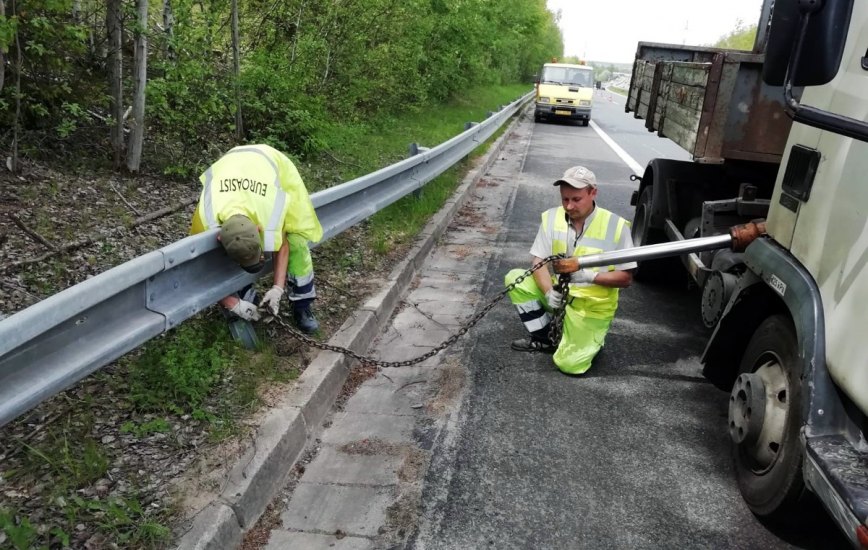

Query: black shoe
left=510, top=338, right=556, bottom=353
left=293, top=308, right=319, bottom=334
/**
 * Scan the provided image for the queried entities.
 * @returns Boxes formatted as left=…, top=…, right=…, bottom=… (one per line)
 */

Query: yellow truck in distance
left=534, top=63, right=594, bottom=126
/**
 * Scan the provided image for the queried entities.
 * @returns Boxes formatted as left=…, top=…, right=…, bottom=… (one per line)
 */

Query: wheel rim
left=733, top=355, right=789, bottom=473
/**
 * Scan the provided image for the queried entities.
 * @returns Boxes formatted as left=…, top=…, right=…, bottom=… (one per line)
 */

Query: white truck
left=624, top=0, right=868, bottom=545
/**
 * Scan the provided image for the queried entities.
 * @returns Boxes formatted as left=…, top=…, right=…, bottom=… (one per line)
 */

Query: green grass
left=607, top=86, right=627, bottom=96
left=306, top=83, right=530, bottom=190
left=308, top=83, right=527, bottom=255
left=125, top=318, right=292, bottom=431
left=3, top=408, right=173, bottom=549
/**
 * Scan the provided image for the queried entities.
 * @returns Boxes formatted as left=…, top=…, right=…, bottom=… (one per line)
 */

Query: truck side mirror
left=763, top=0, right=854, bottom=86
left=766, top=0, right=868, bottom=142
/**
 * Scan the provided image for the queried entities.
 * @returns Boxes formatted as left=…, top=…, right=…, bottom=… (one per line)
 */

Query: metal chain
left=266, top=255, right=566, bottom=368
left=547, top=273, right=573, bottom=346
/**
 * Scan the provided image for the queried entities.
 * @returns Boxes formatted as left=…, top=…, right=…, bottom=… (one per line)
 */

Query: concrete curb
left=176, top=108, right=525, bottom=550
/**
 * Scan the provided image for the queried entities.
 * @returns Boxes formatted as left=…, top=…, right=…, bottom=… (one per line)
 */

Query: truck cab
left=534, top=63, right=594, bottom=126
left=625, top=0, right=868, bottom=545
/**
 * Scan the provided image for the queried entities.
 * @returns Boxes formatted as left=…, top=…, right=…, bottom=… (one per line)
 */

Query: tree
left=127, top=0, right=148, bottom=172
left=231, top=0, right=243, bottom=141
left=0, top=0, right=6, bottom=95
left=106, top=0, right=124, bottom=169
left=713, top=20, right=757, bottom=51
left=10, top=0, right=20, bottom=173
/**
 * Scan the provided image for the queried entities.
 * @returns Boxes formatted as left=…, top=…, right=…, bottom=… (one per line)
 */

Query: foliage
left=0, top=0, right=562, bottom=172
left=0, top=496, right=171, bottom=549
left=123, top=317, right=290, bottom=437
left=127, top=320, right=236, bottom=417
left=712, top=21, right=757, bottom=51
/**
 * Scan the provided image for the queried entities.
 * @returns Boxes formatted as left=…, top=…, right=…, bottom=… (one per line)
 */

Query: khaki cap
left=554, top=166, right=597, bottom=189
left=220, top=215, right=261, bottom=268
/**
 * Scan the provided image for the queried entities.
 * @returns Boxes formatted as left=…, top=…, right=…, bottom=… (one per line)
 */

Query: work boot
left=293, top=307, right=319, bottom=334
left=510, top=337, right=556, bottom=353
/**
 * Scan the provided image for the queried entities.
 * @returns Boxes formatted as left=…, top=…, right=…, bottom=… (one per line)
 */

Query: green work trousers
left=505, top=268, right=613, bottom=375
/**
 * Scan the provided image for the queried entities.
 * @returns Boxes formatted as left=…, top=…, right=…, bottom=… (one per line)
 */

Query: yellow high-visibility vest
left=542, top=205, right=627, bottom=319
left=192, top=144, right=323, bottom=251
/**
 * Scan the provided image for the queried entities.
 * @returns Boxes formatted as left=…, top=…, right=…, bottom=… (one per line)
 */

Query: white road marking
left=590, top=119, right=644, bottom=176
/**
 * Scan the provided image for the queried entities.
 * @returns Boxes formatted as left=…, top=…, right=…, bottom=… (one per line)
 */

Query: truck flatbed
left=626, top=42, right=792, bottom=165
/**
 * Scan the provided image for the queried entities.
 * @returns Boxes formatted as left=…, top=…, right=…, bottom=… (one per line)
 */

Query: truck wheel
left=730, top=314, right=806, bottom=520
left=631, top=187, right=679, bottom=281
left=582, top=118, right=589, bottom=127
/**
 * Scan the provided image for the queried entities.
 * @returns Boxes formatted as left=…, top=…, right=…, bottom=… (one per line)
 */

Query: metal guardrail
left=0, top=91, right=532, bottom=427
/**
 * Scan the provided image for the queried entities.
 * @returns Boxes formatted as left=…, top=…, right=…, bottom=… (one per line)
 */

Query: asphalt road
left=590, top=88, right=690, bottom=170
left=409, top=100, right=849, bottom=549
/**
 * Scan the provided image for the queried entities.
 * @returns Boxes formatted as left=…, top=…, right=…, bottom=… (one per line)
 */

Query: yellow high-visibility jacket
left=190, top=144, right=323, bottom=251
left=543, top=205, right=628, bottom=319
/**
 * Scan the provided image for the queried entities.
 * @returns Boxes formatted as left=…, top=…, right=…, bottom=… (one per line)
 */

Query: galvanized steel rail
left=0, top=92, right=532, bottom=428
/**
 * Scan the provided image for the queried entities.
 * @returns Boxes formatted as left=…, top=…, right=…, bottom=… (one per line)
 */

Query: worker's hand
left=552, top=257, right=579, bottom=274
left=261, top=285, right=284, bottom=316
left=230, top=300, right=262, bottom=322
left=545, top=288, right=564, bottom=309
left=570, top=269, right=597, bottom=286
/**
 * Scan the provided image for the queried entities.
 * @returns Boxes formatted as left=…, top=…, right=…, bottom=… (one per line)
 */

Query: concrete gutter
left=176, top=109, right=525, bottom=550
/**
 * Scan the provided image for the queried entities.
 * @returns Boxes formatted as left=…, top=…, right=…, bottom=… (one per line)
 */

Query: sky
left=546, top=0, right=766, bottom=64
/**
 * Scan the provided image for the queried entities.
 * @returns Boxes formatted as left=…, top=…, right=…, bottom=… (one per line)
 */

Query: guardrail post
left=408, top=143, right=430, bottom=199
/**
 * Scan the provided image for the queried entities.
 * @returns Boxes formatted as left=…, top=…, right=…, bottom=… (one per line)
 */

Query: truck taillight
left=857, top=525, right=868, bottom=548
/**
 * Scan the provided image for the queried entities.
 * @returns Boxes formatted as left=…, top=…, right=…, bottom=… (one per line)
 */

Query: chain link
left=547, top=273, right=573, bottom=346
left=266, top=255, right=566, bottom=368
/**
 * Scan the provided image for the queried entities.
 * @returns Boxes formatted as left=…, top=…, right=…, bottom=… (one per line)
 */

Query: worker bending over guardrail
left=189, top=143, right=324, bottom=333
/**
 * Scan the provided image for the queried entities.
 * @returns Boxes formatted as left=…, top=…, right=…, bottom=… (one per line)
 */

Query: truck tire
left=631, top=186, right=680, bottom=281
left=730, top=314, right=806, bottom=520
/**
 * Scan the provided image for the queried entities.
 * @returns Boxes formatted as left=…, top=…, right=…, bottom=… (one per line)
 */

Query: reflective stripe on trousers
left=287, top=233, right=316, bottom=302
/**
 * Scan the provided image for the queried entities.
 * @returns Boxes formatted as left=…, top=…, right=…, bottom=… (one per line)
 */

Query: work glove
left=261, top=285, right=285, bottom=316
left=570, top=269, right=597, bottom=286
left=545, top=288, right=564, bottom=310
left=230, top=299, right=262, bottom=322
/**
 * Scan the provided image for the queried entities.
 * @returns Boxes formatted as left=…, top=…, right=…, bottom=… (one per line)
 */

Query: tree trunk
left=126, top=0, right=148, bottom=172
left=0, top=0, right=5, bottom=95
left=10, top=0, right=21, bottom=173
left=72, top=0, right=80, bottom=22
left=290, top=0, right=305, bottom=64
left=231, top=0, right=243, bottom=141
left=106, top=0, right=125, bottom=169
left=162, top=0, right=174, bottom=58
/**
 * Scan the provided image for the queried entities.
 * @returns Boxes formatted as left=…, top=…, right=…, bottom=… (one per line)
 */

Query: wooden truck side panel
left=626, top=42, right=793, bottom=164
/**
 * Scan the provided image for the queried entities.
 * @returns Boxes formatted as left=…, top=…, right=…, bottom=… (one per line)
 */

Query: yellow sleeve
left=276, top=153, right=323, bottom=243
left=189, top=203, right=206, bottom=235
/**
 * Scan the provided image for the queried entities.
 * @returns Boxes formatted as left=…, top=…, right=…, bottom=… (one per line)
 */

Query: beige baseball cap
left=554, top=166, right=597, bottom=189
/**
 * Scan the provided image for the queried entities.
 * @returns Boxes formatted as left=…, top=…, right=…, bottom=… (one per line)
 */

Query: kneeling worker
left=504, top=166, right=635, bottom=374
left=190, top=143, right=324, bottom=333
